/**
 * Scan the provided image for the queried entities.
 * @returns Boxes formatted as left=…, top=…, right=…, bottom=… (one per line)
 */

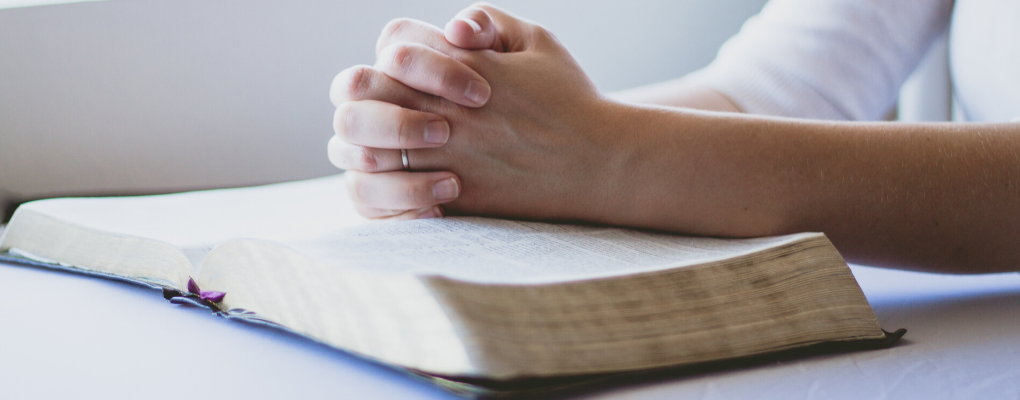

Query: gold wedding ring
left=400, top=149, right=410, bottom=171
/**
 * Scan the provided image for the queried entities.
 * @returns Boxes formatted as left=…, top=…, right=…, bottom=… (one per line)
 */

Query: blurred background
left=0, top=0, right=949, bottom=220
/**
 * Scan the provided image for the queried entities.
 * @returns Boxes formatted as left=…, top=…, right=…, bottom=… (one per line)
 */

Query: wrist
left=584, top=98, right=659, bottom=227
left=587, top=102, right=796, bottom=236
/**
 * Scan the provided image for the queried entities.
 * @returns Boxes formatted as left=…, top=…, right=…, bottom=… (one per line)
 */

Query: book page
left=13, top=174, right=364, bottom=269
left=287, top=217, right=819, bottom=284
left=15, top=174, right=361, bottom=249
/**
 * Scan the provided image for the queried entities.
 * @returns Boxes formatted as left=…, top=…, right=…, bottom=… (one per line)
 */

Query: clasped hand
left=328, top=4, right=625, bottom=222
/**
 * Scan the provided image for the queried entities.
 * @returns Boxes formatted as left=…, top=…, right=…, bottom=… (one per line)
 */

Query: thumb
left=443, top=3, right=535, bottom=52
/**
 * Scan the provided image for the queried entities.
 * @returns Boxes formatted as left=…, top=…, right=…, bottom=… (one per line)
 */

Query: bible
left=0, top=174, right=899, bottom=397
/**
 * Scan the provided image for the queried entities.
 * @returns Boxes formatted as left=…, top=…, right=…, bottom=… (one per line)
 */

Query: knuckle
left=470, top=2, right=499, bottom=18
left=448, top=51, right=480, bottom=71
left=327, top=137, right=345, bottom=168
left=436, top=68, right=457, bottom=91
left=333, top=102, right=355, bottom=138
left=395, top=109, right=412, bottom=146
left=529, top=24, right=555, bottom=42
left=387, top=43, right=416, bottom=73
left=345, top=173, right=366, bottom=203
left=403, top=180, right=427, bottom=205
left=458, top=7, right=487, bottom=21
left=353, top=147, right=379, bottom=172
left=545, top=30, right=561, bottom=43
left=341, top=65, right=373, bottom=100
left=381, top=18, right=414, bottom=40
left=329, top=73, right=345, bottom=106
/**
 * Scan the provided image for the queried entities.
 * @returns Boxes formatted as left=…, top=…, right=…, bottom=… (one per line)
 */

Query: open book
left=0, top=175, right=899, bottom=396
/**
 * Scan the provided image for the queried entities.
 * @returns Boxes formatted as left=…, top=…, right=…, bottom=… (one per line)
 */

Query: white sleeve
left=686, top=0, right=954, bottom=121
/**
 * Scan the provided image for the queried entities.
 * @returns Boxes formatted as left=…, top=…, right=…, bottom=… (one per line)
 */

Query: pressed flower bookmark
left=187, top=277, right=226, bottom=303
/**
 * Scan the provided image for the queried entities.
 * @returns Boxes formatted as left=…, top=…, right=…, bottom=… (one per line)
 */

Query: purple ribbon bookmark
left=187, top=278, right=226, bottom=303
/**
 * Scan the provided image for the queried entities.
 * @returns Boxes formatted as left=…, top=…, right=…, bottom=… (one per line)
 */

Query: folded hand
left=329, top=4, right=624, bottom=222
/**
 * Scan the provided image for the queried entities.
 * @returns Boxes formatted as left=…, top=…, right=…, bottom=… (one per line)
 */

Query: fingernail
left=464, top=80, right=490, bottom=105
left=433, top=178, right=460, bottom=201
left=417, top=206, right=444, bottom=219
left=424, top=120, right=449, bottom=144
left=459, top=17, right=482, bottom=34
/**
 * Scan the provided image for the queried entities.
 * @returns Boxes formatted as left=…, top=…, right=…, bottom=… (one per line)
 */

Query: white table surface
left=2, top=260, right=1019, bottom=399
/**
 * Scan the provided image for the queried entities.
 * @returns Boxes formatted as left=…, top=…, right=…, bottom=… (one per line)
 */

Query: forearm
left=339, top=7, right=1018, bottom=274
left=610, top=78, right=742, bottom=113
left=599, top=102, right=1020, bottom=273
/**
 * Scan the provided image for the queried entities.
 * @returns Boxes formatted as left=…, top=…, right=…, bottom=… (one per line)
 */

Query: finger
left=353, top=203, right=407, bottom=218
left=356, top=205, right=444, bottom=220
left=376, top=18, right=455, bottom=57
left=330, top=65, right=435, bottom=110
left=443, top=7, right=500, bottom=51
left=334, top=100, right=450, bottom=149
left=346, top=170, right=461, bottom=210
left=379, top=206, right=445, bottom=221
left=377, top=42, right=491, bottom=107
left=328, top=135, right=445, bottom=173
left=327, top=135, right=404, bottom=172
left=447, top=3, right=553, bottom=53
left=372, top=18, right=492, bottom=107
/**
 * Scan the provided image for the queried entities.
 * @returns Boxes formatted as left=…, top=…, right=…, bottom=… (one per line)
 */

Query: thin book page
left=16, top=174, right=361, bottom=249
left=287, top=217, right=819, bottom=284
left=14, top=174, right=364, bottom=269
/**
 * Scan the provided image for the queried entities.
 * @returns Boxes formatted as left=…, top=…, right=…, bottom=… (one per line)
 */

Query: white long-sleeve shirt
left=689, top=0, right=1020, bottom=123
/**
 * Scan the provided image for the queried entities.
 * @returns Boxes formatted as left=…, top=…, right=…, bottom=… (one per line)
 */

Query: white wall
left=0, top=0, right=769, bottom=214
